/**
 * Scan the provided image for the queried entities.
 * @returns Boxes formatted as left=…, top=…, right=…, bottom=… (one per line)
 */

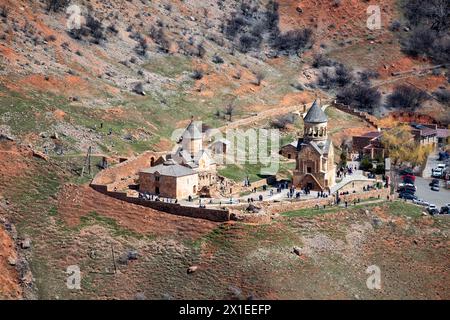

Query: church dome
left=303, top=100, right=328, bottom=123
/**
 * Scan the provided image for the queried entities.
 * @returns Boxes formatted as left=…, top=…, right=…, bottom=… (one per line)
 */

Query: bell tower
left=303, top=100, right=328, bottom=142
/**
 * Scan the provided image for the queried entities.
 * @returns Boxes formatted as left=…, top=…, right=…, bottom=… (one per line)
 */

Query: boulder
left=21, top=238, right=31, bottom=249
left=293, top=247, right=302, bottom=256
left=187, top=265, right=198, bottom=274
left=127, top=250, right=138, bottom=260
left=8, top=256, right=17, bottom=266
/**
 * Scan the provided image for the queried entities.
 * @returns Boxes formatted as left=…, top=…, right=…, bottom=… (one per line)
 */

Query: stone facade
left=139, top=167, right=199, bottom=199
left=293, top=100, right=336, bottom=191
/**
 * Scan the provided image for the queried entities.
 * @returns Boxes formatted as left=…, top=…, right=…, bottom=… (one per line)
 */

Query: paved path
left=330, top=161, right=373, bottom=194
left=422, top=150, right=440, bottom=178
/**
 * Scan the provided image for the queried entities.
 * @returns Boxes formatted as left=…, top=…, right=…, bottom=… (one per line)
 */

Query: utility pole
left=81, top=146, right=92, bottom=177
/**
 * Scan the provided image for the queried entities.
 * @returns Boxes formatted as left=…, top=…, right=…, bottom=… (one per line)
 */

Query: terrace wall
left=90, top=184, right=230, bottom=222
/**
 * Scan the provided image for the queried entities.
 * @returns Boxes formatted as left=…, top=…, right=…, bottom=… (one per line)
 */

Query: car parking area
left=415, top=177, right=450, bottom=208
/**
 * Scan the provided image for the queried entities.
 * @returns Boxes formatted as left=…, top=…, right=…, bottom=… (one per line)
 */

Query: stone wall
left=332, top=102, right=379, bottom=129
left=91, top=150, right=164, bottom=186
left=263, top=188, right=391, bottom=215
left=90, top=184, right=230, bottom=222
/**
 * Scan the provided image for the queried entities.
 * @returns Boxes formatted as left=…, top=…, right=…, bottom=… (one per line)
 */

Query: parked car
left=432, top=168, right=443, bottom=178
left=431, top=185, right=440, bottom=192
left=429, top=179, right=440, bottom=187
left=402, top=174, right=415, bottom=184
left=427, top=204, right=439, bottom=215
left=413, top=199, right=430, bottom=207
left=440, top=206, right=449, bottom=215
left=400, top=192, right=417, bottom=200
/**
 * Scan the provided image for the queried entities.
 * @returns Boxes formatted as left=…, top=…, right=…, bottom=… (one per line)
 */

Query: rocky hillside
left=0, top=0, right=448, bottom=158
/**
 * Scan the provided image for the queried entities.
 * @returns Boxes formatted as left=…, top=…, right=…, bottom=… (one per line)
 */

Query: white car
left=413, top=199, right=429, bottom=206
left=437, top=164, right=446, bottom=170
left=432, top=168, right=443, bottom=177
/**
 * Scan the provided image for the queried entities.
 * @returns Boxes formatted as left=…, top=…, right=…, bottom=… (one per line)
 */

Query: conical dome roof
left=183, top=121, right=202, bottom=139
left=304, top=100, right=328, bottom=123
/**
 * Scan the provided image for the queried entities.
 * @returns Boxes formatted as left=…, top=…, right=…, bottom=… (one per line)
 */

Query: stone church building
left=138, top=120, right=217, bottom=199
left=293, top=100, right=336, bottom=191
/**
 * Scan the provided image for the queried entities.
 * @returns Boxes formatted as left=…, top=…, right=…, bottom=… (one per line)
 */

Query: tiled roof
left=140, top=160, right=197, bottom=177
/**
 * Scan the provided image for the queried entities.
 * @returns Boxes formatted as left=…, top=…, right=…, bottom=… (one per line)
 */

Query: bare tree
left=386, top=85, right=429, bottom=110
left=253, top=71, right=266, bottom=86
left=224, top=102, right=236, bottom=121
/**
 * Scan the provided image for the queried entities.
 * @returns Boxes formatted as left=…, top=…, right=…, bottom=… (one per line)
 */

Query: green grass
left=219, top=161, right=295, bottom=183
left=77, top=211, right=149, bottom=239
left=282, top=200, right=386, bottom=218
left=386, top=200, right=423, bottom=218
left=142, top=54, right=192, bottom=78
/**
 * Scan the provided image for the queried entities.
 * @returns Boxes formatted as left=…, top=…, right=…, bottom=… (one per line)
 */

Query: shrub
left=212, top=54, right=224, bottom=64
left=46, top=0, right=70, bottom=12
left=434, top=89, right=450, bottom=105
left=238, top=33, right=262, bottom=53
left=312, top=54, right=334, bottom=68
left=0, top=6, right=8, bottom=18
left=271, top=114, right=295, bottom=129
left=337, top=84, right=381, bottom=111
left=224, top=102, right=235, bottom=121
left=133, top=82, right=145, bottom=95
left=135, top=38, right=148, bottom=56
left=359, top=70, right=380, bottom=83
left=375, top=163, right=385, bottom=174
left=149, top=26, right=170, bottom=52
left=191, top=70, right=204, bottom=80
left=253, top=71, right=265, bottom=86
left=389, top=20, right=401, bottom=31
left=385, top=85, right=429, bottom=110
left=317, top=64, right=353, bottom=89
left=360, top=158, right=373, bottom=171
left=271, top=28, right=313, bottom=55
left=401, top=0, right=450, bottom=63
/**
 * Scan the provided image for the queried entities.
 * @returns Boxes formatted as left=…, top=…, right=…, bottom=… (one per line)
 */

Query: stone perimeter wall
left=91, top=150, right=164, bottom=186
left=262, top=188, right=391, bottom=215
left=90, top=184, right=230, bottom=222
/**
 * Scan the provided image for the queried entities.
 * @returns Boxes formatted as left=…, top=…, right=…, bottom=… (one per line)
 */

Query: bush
left=46, top=0, right=70, bottom=12
left=317, top=64, right=353, bottom=89
left=271, top=114, right=295, bottom=129
left=389, top=20, right=401, bottom=31
left=359, top=70, right=380, bottom=83
left=191, top=70, right=204, bottom=80
left=386, top=85, right=429, bottom=110
left=312, top=54, right=334, bottom=68
left=337, top=84, right=381, bottom=111
left=253, top=71, right=265, bottom=86
left=401, top=0, right=450, bottom=63
left=149, top=26, right=170, bottom=52
left=238, top=33, right=262, bottom=53
left=434, top=89, right=450, bottom=105
left=212, top=54, right=224, bottom=64
left=133, top=82, right=145, bottom=95
left=360, top=158, right=373, bottom=171
left=0, top=6, right=8, bottom=18
left=375, top=163, right=385, bottom=175
left=135, top=38, right=148, bottom=56
left=271, top=28, right=313, bottom=55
